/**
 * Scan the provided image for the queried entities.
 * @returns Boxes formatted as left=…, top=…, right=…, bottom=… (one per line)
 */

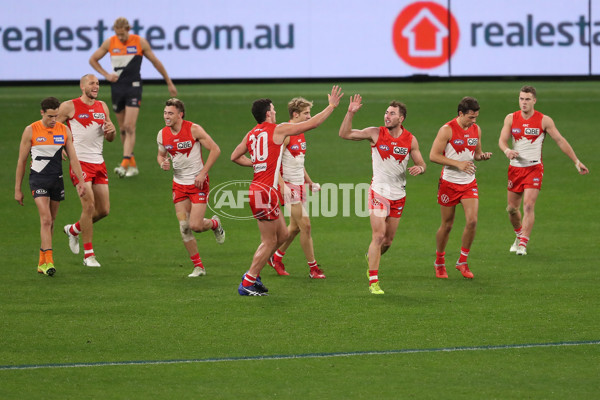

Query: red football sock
left=242, top=273, right=256, bottom=287
left=69, top=221, right=81, bottom=236
left=435, top=251, right=446, bottom=265
left=273, top=250, right=285, bottom=262
left=83, top=242, right=94, bottom=259
left=368, top=269, right=379, bottom=285
left=458, top=247, right=470, bottom=264
left=190, top=253, right=203, bottom=268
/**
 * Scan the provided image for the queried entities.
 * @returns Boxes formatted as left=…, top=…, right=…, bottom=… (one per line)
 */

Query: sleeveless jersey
left=157, top=120, right=205, bottom=186
left=441, top=119, right=479, bottom=184
left=371, top=126, right=413, bottom=200
left=29, top=121, right=67, bottom=176
left=67, top=98, right=106, bottom=164
left=246, top=122, right=284, bottom=190
left=510, top=110, right=545, bottom=168
left=281, top=133, right=306, bottom=185
left=109, top=34, right=143, bottom=85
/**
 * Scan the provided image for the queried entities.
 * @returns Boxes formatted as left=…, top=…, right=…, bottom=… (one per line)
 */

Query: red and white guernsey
left=510, top=110, right=545, bottom=168
left=157, top=120, right=204, bottom=185
left=67, top=98, right=106, bottom=164
left=441, top=119, right=479, bottom=185
left=371, top=126, right=413, bottom=201
left=281, top=133, right=306, bottom=185
left=245, top=122, right=284, bottom=190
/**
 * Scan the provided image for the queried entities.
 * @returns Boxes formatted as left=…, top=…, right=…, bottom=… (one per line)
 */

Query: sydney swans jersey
left=67, top=98, right=106, bottom=164
left=510, top=111, right=545, bottom=167
left=371, top=126, right=413, bottom=200
left=158, top=120, right=205, bottom=186
left=109, top=34, right=143, bottom=85
left=441, top=119, right=479, bottom=185
left=29, top=121, right=67, bottom=176
left=246, top=122, right=284, bottom=190
left=281, top=133, right=306, bottom=185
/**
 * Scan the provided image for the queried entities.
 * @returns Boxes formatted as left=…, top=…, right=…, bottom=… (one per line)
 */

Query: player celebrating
left=268, top=97, right=326, bottom=279
left=339, top=95, right=426, bottom=294
left=90, top=17, right=178, bottom=178
left=429, top=97, right=492, bottom=279
left=15, top=97, right=86, bottom=276
left=231, top=85, right=343, bottom=296
left=498, top=86, right=589, bottom=255
left=157, top=98, right=224, bottom=277
left=58, top=74, right=116, bottom=267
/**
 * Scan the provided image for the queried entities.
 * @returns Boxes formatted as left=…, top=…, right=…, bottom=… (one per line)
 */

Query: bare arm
left=141, top=38, right=177, bottom=96
left=15, top=126, right=32, bottom=205
left=89, top=39, right=118, bottom=83
left=192, top=124, right=221, bottom=189
left=64, top=126, right=86, bottom=198
left=273, top=85, right=343, bottom=143
left=57, top=100, right=75, bottom=124
left=474, top=125, right=492, bottom=161
left=407, top=136, right=426, bottom=176
left=231, top=137, right=252, bottom=167
left=543, top=115, right=589, bottom=174
left=429, top=125, right=476, bottom=174
left=498, top=113, right=518, bottom=160
left=338, top=94, right=379, bottom=144
left=100, top=101, right=116, bottom=142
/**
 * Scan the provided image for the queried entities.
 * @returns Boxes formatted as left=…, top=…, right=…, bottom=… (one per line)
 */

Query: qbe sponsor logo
left=467, top=138, right=478, bottom=146
left=177, top=141, right=192, bottom=150
left=393, top=146, right=408, bottom=155
left=525, top=128, right=541, bottom=136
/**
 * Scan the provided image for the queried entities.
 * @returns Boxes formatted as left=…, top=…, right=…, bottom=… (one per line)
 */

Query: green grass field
left=1, top=81, right=598, bottom=399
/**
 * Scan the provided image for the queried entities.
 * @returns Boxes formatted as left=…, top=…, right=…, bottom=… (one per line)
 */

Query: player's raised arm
left=273, top=85, right=343, bottom=142
left=339, top=94, right=378, bottom=143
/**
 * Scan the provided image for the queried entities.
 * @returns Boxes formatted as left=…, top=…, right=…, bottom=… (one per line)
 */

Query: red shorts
left=508, top=164, right=544, bottom=192
left=283, top=182, right=307, bottom=205
left=368, top=189, right=406, bottom=218
left=249, top=184, right=282, bottom=220
left=70, top=161, right=108, bottom=185
left=172, top=181, right=209, bottom=204
left=437, top=179, right=478, bottom=207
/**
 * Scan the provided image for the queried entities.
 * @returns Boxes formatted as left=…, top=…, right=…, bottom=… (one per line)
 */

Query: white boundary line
left=1, top=340, right=598, bottom=371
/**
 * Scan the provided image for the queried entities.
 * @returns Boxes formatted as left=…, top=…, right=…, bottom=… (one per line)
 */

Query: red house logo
left=392, top=2, right=459, bottom=69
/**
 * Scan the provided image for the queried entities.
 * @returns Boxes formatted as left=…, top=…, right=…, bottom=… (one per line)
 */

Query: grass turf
left=0, top=80, right=598, bottom=399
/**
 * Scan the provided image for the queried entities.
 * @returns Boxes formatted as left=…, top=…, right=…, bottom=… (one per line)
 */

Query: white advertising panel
left=0, top=0, right=596, bottom=81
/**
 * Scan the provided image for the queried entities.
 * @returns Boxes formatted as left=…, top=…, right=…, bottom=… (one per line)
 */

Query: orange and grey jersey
left=29, top=120, right=66, bottom=176
left=109, top=34, right=143, bottom=85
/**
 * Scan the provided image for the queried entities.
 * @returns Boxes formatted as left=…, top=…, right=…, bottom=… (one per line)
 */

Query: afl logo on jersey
left=453, top=139, right=464, bottom=145
left=165, top=145, right=173, bottom=150
left=290, top=145, right=300, bottom=150
left=78, top=114, right=89, bottom=119
left=36, top=137, right=46, bottom=142
left=177, top=141, right=193, bottom=150
left=379, top=145, right=390, bottom=151
left=512, top=128, right=521, bottom=134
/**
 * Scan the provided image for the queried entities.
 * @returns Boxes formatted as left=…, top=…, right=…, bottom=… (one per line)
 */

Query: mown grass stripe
left=1, top=340, right=598, bottom=371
